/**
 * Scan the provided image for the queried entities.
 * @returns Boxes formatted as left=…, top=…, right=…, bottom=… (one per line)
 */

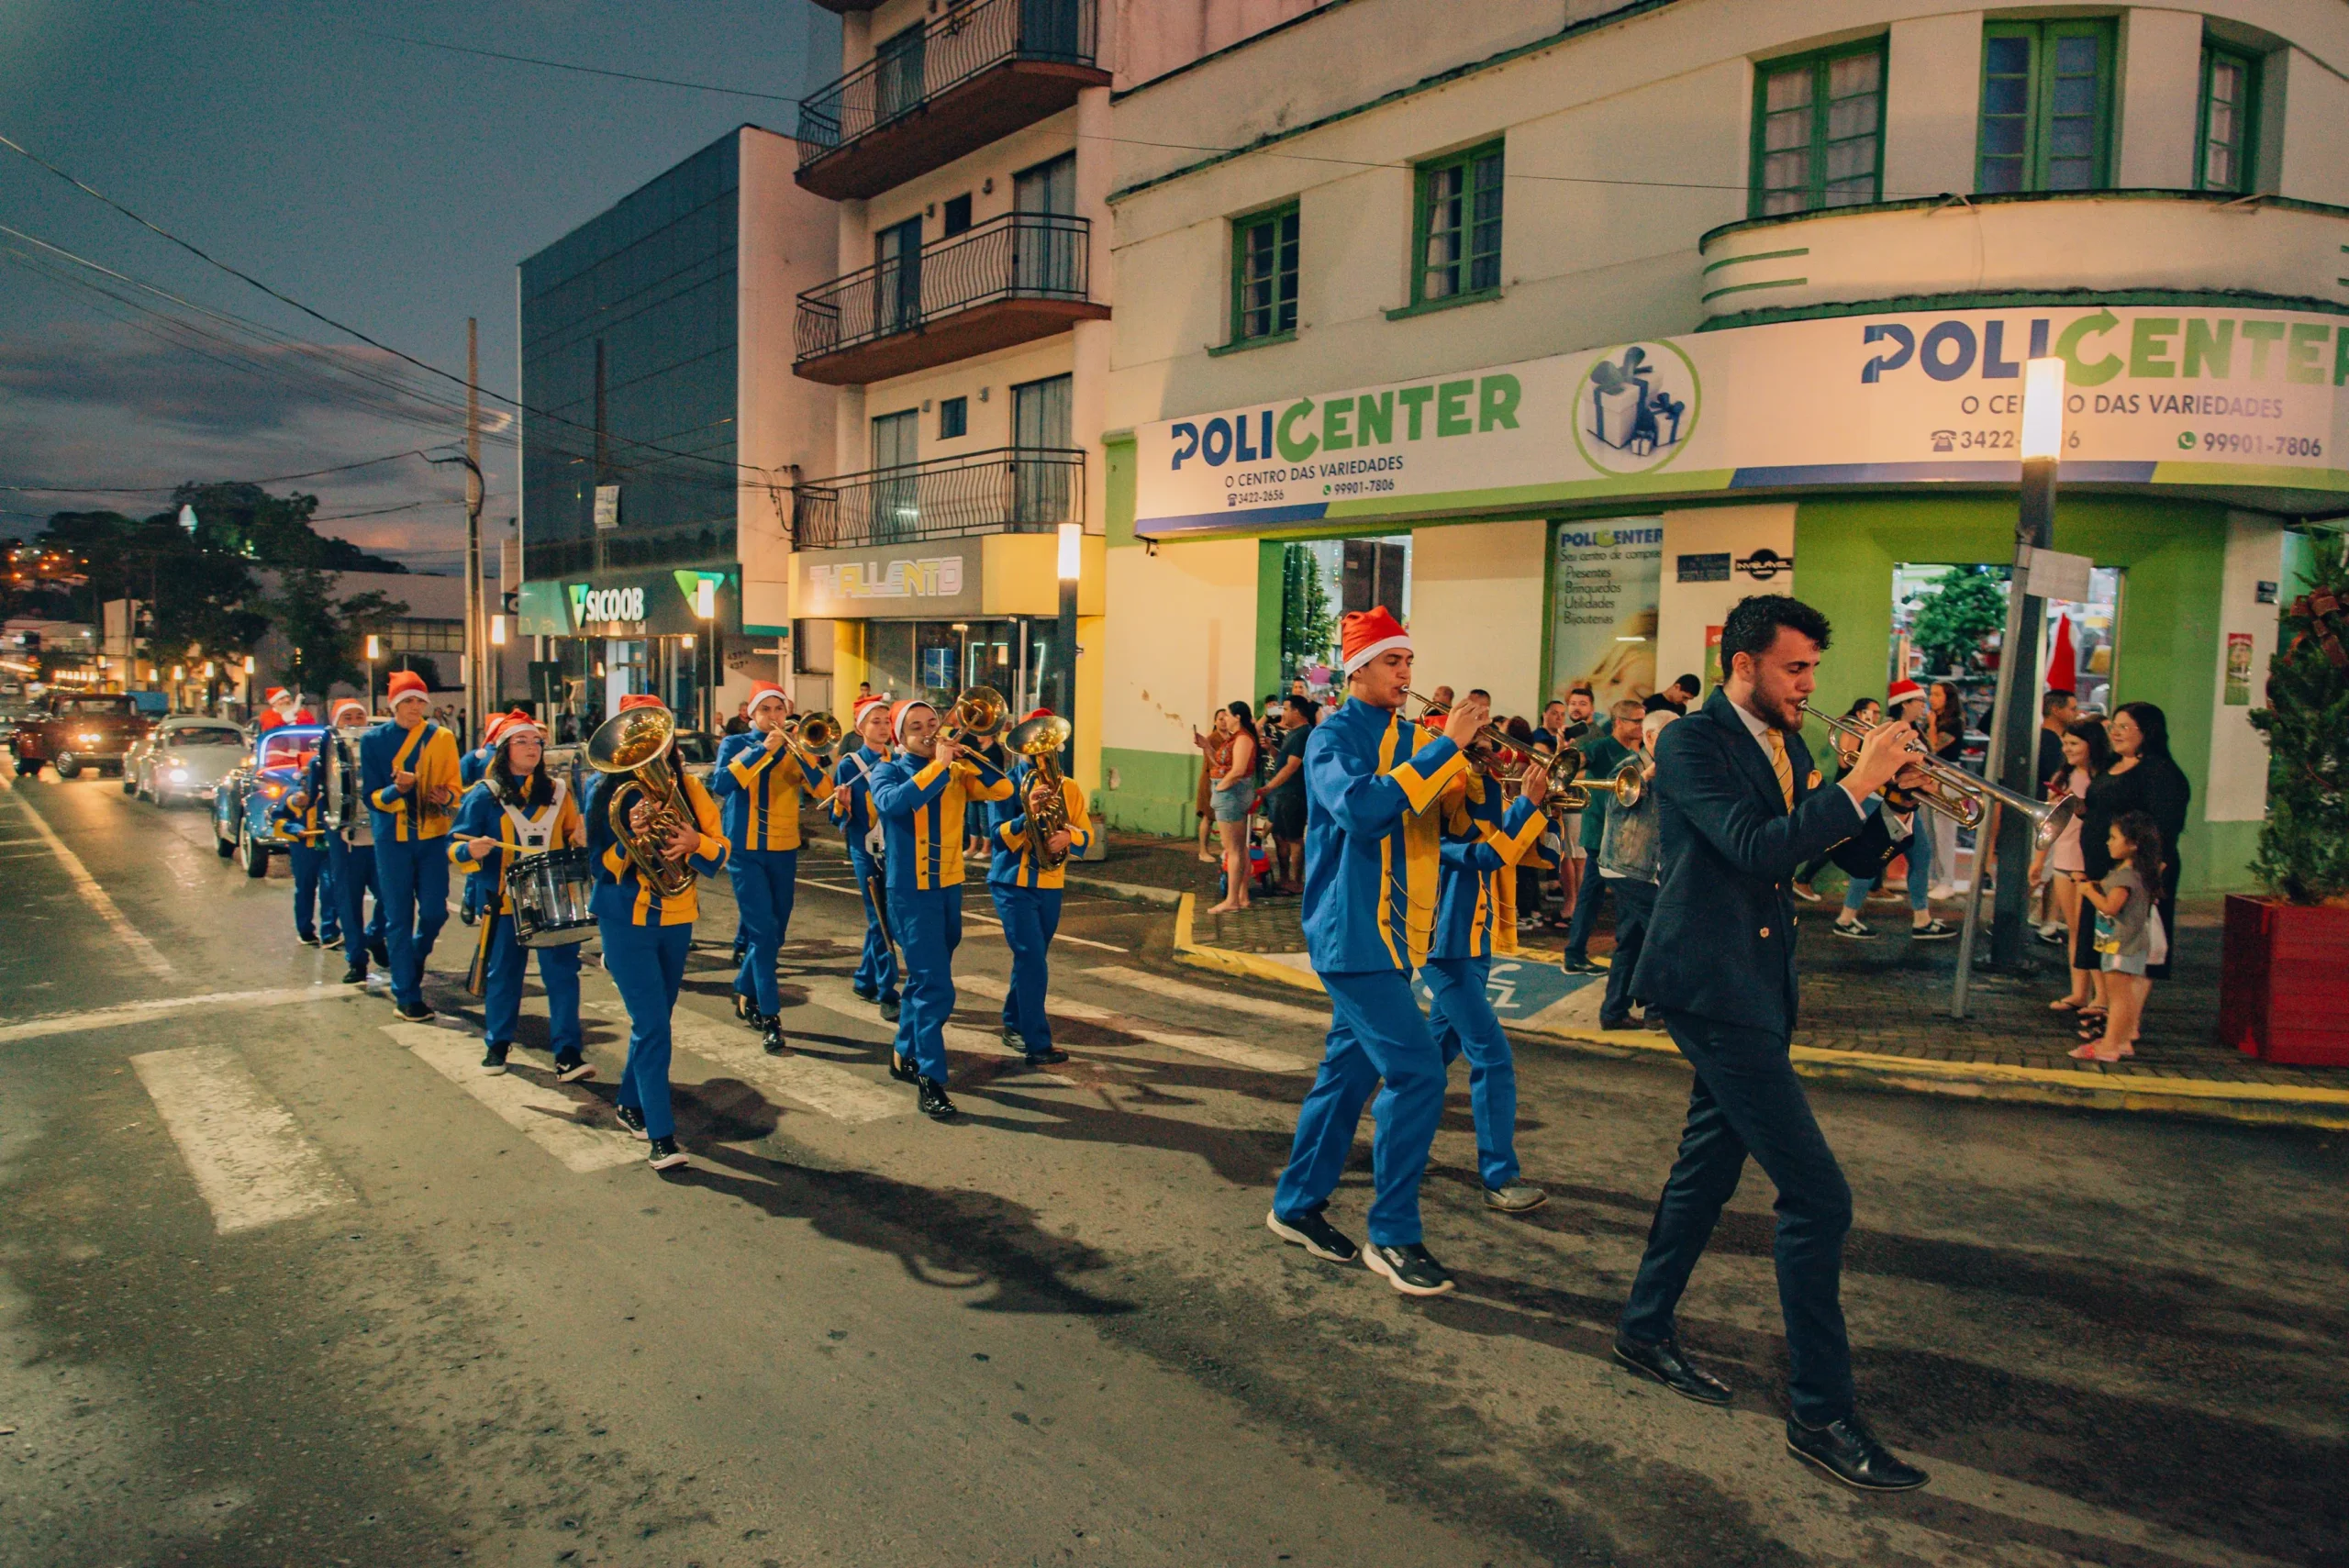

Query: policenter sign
left=1132, top=306, right=2349, bottom=537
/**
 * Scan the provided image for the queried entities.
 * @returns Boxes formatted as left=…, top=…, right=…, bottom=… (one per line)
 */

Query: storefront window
left=1276, top=537, right=1412, bottom=693
left=1892, top=562, right=2123, bottom=732
left=1546, top=518, right=1662, bottom=707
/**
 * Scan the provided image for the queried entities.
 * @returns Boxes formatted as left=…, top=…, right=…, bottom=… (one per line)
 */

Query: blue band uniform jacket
left=448, top=773, right=585, bottom=916
left=868, top=751, right=1013, bottom=893
left=1629, top=688, right=1909, bottom=1035
left=584, top=768, right=729, bottom=927
left=829, top=743, right=892, bottom=854
left=711, top=730, right=836, bottom=852
left=1431, top=774, right=1547, bottom=962
left=360, top=719, right=462, bottom=842
left=1299, top=699, right=1469, bottom=975
left=987, top=762, right=1093, bottom=890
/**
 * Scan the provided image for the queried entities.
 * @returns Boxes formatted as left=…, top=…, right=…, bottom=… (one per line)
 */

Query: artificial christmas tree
left=2223, top=530, right=2349, bottom=1065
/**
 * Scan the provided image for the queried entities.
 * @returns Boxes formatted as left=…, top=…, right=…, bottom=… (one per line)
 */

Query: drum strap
left=497, top=775, right=566, bottom=853
left=846, top=753, right=885, bottom=860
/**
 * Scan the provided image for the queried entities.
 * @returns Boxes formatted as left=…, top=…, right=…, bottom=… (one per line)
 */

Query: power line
left=0, top=451, right=443, bottom=495
left=334, top=20, right=802, bottom=105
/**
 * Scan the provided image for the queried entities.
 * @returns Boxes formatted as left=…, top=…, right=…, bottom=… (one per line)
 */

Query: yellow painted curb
left=1171, top=921, right=2349, bottom=1131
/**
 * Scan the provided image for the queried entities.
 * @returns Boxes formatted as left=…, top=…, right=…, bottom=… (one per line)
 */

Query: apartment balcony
left=795, top=212, right=1107, bottom=384
left=796, top=0, right=1108, bottom=200
left=805, top=0, right=884, bottom=12
left=794, top=447, right=1085, bottom=550
left=1698, top=191, right=2349, bottom=323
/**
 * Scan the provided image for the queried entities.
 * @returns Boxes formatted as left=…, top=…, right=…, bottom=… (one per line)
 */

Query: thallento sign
left=1132, top=306, right=2349, bottom=536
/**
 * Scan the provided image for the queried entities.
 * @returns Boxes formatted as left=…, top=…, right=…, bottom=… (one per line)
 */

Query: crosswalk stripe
left=1081, top=965, right=1330, bottom=1030
left=958, top=974, right=1310, bottom=1073
left=654, top=1003, right=910, bottom=1125
left=386, top=1023, right=642, bottom=1172
left=791, top=973, right=1077, bottom=1089
left=130, top=1046, right=355, bottom=1233
left=0, top=985, right=353, bottom=1045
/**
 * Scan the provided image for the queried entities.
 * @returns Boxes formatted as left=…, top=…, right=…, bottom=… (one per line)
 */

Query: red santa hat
left=1886, top=678, right=1925, bottom=708
left=852, top=694, right=890, bottom=727
left=486, top=709, right=544, bottom=750
left=385, top=670, right=429, bottom=706
left=2045, top=616, right=2078, bottom=694
left=1026, top=706, right=1054, bottom=721
left=745, top=681, right=787, bottom=717
left=618, top=693, right=667, bottom=715
left=328, top=697, right=368, bottom=727
left=1340, top=606, right=1411, bottom=675
left=889, top=698, right=934, bottom=743
left=263, top=686, right=291, bottom=706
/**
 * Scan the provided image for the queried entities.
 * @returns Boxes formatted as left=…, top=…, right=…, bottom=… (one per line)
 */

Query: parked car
left=12, top=693, right=149, bottom=777
left=213, top=724, right=326, bottom=877
left=128, top=717, right=250, bottom=806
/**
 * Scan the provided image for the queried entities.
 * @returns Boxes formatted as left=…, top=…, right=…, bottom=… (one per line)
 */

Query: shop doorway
left=1275, top=536, right=1412, bottom=696
left=863, top=617, right=1063, bottom=713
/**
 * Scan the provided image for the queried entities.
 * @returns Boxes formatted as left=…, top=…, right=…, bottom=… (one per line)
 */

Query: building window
left=1230, top=202, right=1299, bottom=345
left=1751, top=39, right=1885, bottom=217
left=939, top=395, right=968, bottom=439
left=941, top=193, right=973, bottom=235
left=1977, top=19, right=2116, bottom=195
left=2197, top=44, right=2258, bottom=193
left=1412, top=141, right=1503, bottom=306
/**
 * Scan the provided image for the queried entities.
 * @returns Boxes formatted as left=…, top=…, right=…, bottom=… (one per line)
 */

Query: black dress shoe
left=733, top=990, right=755, bottom=1024
left=341, top=964, right=368, bottom=985
left=759, top=1014, right=789, bottom=1056
left=1786, top=1414, right=1929, bottom=1491
left=1598, top=1014, right=1640, bottom=1031
left=878, top=995, right=901, bottom=1023
left=888, top=1051, right=919, bottom=1084
left=1022, top=1046, right=1070, bottom=1067
left=1559, top=954, right=1599, bottom=974
left=1611, top=1332, right=1733, bottom=1406
left=395, top=999, right=435, bottom=1023
left=367, top=939, right=389, bottom=967
left=916, top=1076, right=958, bottom=1118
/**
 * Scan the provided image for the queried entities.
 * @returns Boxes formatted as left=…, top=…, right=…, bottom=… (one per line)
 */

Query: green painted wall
left=1100, top=745, right=1200, bottom=836
left=1254, top=539, right=1286, bottom=710
left=1104, top=433, right=1137, bottom=548
left=1796, top=493, right=2248, bottom=893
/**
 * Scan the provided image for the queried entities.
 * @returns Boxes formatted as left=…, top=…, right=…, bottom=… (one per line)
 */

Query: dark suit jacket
left=1630, top=689, right=1907, bottom=1036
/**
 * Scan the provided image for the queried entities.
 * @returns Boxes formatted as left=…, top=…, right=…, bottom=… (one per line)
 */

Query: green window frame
left=1230, top=202, right=1299, bottom=347
left=2195, top=42, right=2260, bottom=193
left=1750, top=38, right=1887, bottom=217
left=1977, top=18, right=2117, bottom=195
left=1411, top=140, right=1504, bottom=307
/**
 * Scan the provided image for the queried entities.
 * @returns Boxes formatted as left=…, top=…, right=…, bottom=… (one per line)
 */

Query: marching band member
left=451, top=710, right=590, bottom=1079
left=829, top=695, right=900, bottom=1022
left=711, top=681, right=835, bottom=1055
left=868, top=699, right=1011, bottom=1118
left=455, top=728, right=498, bottom=927
left=585, top=694, right=729, bottom=1172
left=293, top=698, right=387, bottom=985
left=987, top=708, right=1090, bottom=1068
left=1267, top=608, right=1483, bottom=1296
left=275, top=736, right=340, bottom=951
left=1425, top=745, right=1552, bottom=1215
left=362, top=671, right=462, bottom=1022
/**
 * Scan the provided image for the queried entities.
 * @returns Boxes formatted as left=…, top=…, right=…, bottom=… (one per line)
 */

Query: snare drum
left=507, top=847, right=596, bottom=948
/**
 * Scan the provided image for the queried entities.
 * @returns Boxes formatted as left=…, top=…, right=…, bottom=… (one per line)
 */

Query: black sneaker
left=852, top=985, right=879, bottom=1005
left=1559, top=954, right=1600, bottom=974
left=647, top=1135, right=688, bottom=1172
left=879, top=995, right=901, bottom=1024
left=368, top=939, right=389, bottom=967
left=1363, top=1240, right=1455, bottom=1297
left=1910, top=919, right=1957, bottom=940
left=341, top=964, right=369, bottom=985
left=1786, top=1414, right=1929, bottom=1492
left=480, top=1042, right=509, bottom=1074
left=888, top=1051, right=919, bottom=1084
left=760, top=1015, right=789, bottom=1056
left=395, top=999, right=436, bottom=1023
left=616, top=1104, right=648, bottom=1140
left=999, top=1027, right=1025, bottom=1054
left=296, top=932, right=321, bottom=948
left=916, top=1076, right=958, bottom=1118
left=457, top=905, right=476, bottom=927
left=1023, top=1047, right=1070, bottom=1068
left=554, top=1056, right=597, bottom=1084
left=733, top=990, right=756, bottom=1025
left=1264, top=1208, right=1359, bottom=1263
left=1831, top=919, right=1876, bottom=940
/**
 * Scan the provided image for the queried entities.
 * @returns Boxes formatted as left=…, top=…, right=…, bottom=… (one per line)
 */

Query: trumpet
left=1401, top=689, right=1516, bottom=755
left=1549, top=753, right=1647, bottom=815
left=1798, top=702, right=2076, bottom=851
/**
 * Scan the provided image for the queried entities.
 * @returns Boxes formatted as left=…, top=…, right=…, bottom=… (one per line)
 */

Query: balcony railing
left=795, top=212, right=1102, bottom=383
left=796, top=0, right=1106, bottom=199
left=795, top=447, right=1084, bottom=550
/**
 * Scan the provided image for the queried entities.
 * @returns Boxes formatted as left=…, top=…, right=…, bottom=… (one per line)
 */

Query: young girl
left=2070, top=810, right=2164, bottom=1063
left=2038, top=717, right=2110, bottom=1018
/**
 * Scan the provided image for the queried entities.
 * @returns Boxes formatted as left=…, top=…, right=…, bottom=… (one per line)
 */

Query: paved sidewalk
left=1078, top=831, right=2349, bottom=1128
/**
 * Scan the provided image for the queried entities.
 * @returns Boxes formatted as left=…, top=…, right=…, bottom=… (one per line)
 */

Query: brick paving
left=1088, top=831, right=2349, bottom=1092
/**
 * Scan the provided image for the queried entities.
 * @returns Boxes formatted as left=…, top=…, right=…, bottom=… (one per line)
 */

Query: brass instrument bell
left=941, top=684, right=1008, bottom=746
left=1005, top=711, right=1075, bottom=870
left=585, top=704, right=696, bottom=898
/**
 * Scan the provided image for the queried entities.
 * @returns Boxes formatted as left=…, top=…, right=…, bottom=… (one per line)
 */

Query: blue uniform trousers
left=289, top=841, right=340, bottom=944
left=727, top=849, right=798, bottom=1017
left=601, top=917, right=693, bottom=1140
left=1421, top=957, right=1520, bottom=1192
left=1272, top=969, right=1448, bottom=1248
left=480, top=913, right=584, bottom=1059
left=1599, top=878, right=1657, bottom=1024
left=327, top=838, right=383, bottom=971
left=1619, top=1010, right=1856, bottom=1426
left=886, top=883, right=962, bottom=1081
left=988, top=883, right=1061, bottom=1055
left=849, top=846, right=899, bottom=1002
left=376, top=836, right=451, bottom=1009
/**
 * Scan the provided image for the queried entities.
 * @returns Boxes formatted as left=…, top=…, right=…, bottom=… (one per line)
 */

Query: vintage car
left=127, top=716, right=250, bottom=806
left=212, top=723, right=326, bottom=877
left=11, top=692, right=149, bottom=777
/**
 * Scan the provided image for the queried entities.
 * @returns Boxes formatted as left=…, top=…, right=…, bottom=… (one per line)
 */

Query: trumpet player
left=362, top=670, right=463, bottom=1022
left=987, top=707, right=1091, bottom=1068
left=830, top=695, right=901, bottom=1023
left=587, top=694, right=730, bottom=1172
left=868, top=698, right=1012, bottom=1118
left=712, top=682, right=836, bottom=1055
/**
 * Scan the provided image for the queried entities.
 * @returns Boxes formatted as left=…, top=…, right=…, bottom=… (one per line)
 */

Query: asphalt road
left=1, top=766, right=2342, bottom=1568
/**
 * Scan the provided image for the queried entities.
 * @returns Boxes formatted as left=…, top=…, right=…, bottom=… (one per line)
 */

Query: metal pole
left=465, top=317, right=484, bottom=744
left=1054, top=579, right=1078, bottom=762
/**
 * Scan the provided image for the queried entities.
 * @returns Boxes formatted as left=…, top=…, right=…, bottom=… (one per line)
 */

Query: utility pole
left=465, top=317, right=485, bottom=742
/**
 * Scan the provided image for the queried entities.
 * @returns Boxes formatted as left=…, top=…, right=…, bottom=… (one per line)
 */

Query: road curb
left=1170, top=899, right=2349, bottom=1132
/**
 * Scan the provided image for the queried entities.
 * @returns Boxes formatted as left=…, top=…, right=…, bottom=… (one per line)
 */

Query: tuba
left=1005, top=712, right=1074, bottom=869
left=585, top=704, right=696, bottom=899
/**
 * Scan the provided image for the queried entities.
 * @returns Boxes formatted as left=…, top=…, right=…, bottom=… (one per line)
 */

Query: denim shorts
left=1210, top=783, right=1251, bottom=824
left=2100, top=951, right=2147, bottom=975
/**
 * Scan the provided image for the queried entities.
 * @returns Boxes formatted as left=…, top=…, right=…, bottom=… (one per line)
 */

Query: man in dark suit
left=1614, top=594, right=1932, bottom=1493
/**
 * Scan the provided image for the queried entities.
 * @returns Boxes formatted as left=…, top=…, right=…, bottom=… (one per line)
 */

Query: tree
left=2248, top=531, right=2349, bottom=904
left=1908, top=566, right=2008, bottom=675
left=1278, top=544, right=1338, bottom=681
left=260, top=566, right=406, bottom=695
left=37, top=509, right=268, bottom=669
left=170, top=482, right=406, bottom=573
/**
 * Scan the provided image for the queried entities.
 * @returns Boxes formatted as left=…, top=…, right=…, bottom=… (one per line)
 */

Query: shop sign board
left=1133, top=306, right=2349, bottom=536
left=1549, top=520, right=1662, bottom=709
left=795, top=539, right=981, bottom=620
left=515, top=570, right=739, bottom=638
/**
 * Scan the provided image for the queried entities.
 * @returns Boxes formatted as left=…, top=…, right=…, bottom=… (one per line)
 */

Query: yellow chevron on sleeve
left=728, top=748, right=772, bottom=787
left=1482, top=811, right=1547, bottom=867
left=1389, top=745, right=1467, bottom=815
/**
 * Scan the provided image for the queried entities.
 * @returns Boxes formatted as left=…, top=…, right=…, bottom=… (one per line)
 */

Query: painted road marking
left=654, top=1002, right=909, bottom=1125
left=790, top=974, right=1077, bottom=1090
left=386, top=1023, right=641, bottom=1172
left=959, top=975, right=1308, bottom=1073
left=130, top=1046, right=355, bottom=1233
left=1083, top=965, right=1330, bottom=1029
left=796, top=877, right=1130, bottom=952
left=0, top=985, right=354, bottom=1045
left=6, top=781, right=173, bottom=978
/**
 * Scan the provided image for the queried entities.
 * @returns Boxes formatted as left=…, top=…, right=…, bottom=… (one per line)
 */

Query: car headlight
left=260, top=781, right=285, bottom=799
left=78, top=731, right=101, bottom=742
left=170, top=767, right=189, bottom=781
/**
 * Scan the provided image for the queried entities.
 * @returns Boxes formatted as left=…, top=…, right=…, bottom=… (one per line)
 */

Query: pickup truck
left=11, top=693, right=150, bottom=778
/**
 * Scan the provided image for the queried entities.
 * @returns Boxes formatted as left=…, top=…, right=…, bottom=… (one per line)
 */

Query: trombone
left=776, top=709, right=840, bottom=768
left=1798, top=702, right=2077, bottom=851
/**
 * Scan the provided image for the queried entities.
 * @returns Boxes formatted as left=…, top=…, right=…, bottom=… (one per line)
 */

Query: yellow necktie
left=1765, top=728, right=1795, bottom=812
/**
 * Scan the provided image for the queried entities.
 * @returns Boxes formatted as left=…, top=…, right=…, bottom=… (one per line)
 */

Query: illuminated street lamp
left=365, top=634, right=381, bottom=715
left=1053, top=521, right=1082, bottom=770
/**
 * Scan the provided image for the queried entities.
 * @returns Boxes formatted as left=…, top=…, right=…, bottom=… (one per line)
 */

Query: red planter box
left=2220, top=895, right=2349, bottom=1065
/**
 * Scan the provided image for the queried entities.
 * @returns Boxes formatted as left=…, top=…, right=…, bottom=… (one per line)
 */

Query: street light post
left=365, top=634, right=381, bottom=717
left=1952, top=356, right=2065, bottom=1016
left=428, top=450, right=487, bottom=743
left=1054, top=522, right=1081, bottom=768
left=694, top=576, right=716, bottom=738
